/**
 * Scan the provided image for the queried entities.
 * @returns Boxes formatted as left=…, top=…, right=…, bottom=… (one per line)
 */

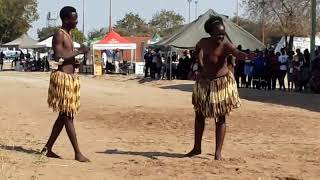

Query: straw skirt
left=47, top=71, right=80, bottom=116
left=192, top=72, right=241, bottom=119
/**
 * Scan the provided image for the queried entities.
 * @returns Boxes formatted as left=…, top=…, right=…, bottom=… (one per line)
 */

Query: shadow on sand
left=160, top=83, right=320, bottom=113
left=0, top=144, right=40, bottom=155
left=97, top=149, right=185, bottom=159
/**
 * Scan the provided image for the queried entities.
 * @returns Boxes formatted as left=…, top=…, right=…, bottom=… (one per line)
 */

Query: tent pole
left=170, top=50, right=172, bottom=80
left=93, top=49, right=95, bottom=75
left=135, top=49, right=137, bottom=74
left=130, top=49, right=133, bottom=71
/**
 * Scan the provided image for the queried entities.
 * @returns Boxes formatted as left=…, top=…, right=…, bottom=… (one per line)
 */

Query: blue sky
left=28, top=0, right=242, bottom=39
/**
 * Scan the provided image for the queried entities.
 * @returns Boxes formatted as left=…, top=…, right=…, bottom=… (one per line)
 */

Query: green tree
left=37, top=26, right=60, bottom=41
left=87, top=27, right=107, bottom=40
left=114, top=12, right=150, bottom=36
left=71, top=28, right=86, bottom=44
left=231, top=17, right=282, bottom=45
left=149, top=10, right=185, bottom=37
left=242, top=0, right=311, bottom=49
left=0, top=0, right=39, bottom=44
left=37, top=26, right=85, bottom=44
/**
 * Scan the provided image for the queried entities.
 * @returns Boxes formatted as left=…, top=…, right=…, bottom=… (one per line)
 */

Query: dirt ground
left=0, top=71, right=319, bottom=180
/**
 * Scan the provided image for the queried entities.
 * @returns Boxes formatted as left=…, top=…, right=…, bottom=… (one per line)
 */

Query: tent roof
left=37, top=36, right=81, bottom=48
left=148, top=33, right=162, bottom=44
left=98, top=31, right=132, bottom=44
left=93, top=31, right=136, bottom=50
left=3, top=34, right=39, bottom=48
left=156, top=9, right=265, bottom=50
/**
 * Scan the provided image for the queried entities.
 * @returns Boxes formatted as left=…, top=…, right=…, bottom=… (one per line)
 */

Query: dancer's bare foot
left=214, top=153, right=223, bottom=161
left=41, top=148, right=61, bottom=159
left=75, top=153, right=90, bottom=162
left=184, top=149, right=201, bottom=157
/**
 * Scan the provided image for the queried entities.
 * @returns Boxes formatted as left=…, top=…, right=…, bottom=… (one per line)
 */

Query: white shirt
left=278, top=55, right=288, bottom=71
left=102, top=52, right=107, bottom=65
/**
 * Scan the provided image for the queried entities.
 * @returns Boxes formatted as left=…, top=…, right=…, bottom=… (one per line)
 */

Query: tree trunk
left=288, top=35, right=294, bottom=52
left=284, top=35, right=288, bottom=48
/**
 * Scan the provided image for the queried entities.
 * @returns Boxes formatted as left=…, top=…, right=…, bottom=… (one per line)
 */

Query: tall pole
left=187, top=0, right=192, bottom=23
left=236, top=0, right=239, bottom=25
left=109, top=0, right=112, bottom=32
left=311, top=0, right=317, bottom=63
left=261, top=0, right=265, bottom=44
left=195, top=0, right=198, bottom=19
left=82, top=0, right=85, bottom=34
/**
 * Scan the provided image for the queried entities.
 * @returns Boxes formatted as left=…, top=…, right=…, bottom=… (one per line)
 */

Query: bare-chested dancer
left=185, top=16, right=252, bottom=160
left=42, top=6, right=90, bottom=162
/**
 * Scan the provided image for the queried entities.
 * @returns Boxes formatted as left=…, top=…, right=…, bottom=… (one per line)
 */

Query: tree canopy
left=93, top=10, right=185, bottom=38
left=114, top=12, right=150, bottom=36
left=149, top=10, right=185, bottom=37
left=0, top=0, right=38, bottom=44
left=37, top=26, right=86, bottom=44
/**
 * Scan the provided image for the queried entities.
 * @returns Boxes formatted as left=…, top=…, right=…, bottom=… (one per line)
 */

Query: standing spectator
left=25, top=51, right=31, bottom=72
left=270, top=52, right=280, bottom=90
left=144, top=49, right=153, bottom=78
left=264, top=50, right=273, bottom=90
left=310, top=53, right=320, bottom=93
left=252, top=51, right=265, bottom=90
left=278, top=48, right=289, bottom=91
left=244, top=49, right=253, bottom=88
left=166, top=52, right=177, bottom=80
left=287, top=51, right=295, bottom=91
left=102, top=50, right=107, bottom=74
left=151, top=50, right=158, bottom=79
left=177, top=51, right=191, bottom=80
left=303, top=49, right=310, bottom=68
left=156, top=52, right=163, bottom=79
left=19, top=50, right=25, bottom=72
left=160, top=54, right=166, bottom=79
left=0, top=51, right=4, bottom=71
left=235, top=45, right=246, bottom=88
left=294, top=49, right=307, bottom=91
left=188, top=50, right=197, bottom=80
left=113, top=49, right=121, bottom=73
left=12, top=52, right=18, bottom=70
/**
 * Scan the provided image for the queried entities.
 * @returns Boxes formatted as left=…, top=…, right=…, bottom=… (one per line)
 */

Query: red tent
left=93, top=31, right=136, bottom=50
left=98, top=31, right=131, bottom=44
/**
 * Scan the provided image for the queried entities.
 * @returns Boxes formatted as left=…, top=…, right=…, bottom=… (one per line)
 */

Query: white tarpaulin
left=275, top=36, right=320, bottom=53
left=37, top=36, right=81, bottom=48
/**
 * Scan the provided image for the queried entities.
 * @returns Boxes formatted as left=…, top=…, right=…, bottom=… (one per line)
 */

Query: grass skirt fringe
left=47, top=71, right=80, bottom=116
left=192, top=72, right=241, bottom=119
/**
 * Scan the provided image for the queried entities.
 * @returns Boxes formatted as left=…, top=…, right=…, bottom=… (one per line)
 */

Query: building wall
left=122, top=36, right=150, bottom=62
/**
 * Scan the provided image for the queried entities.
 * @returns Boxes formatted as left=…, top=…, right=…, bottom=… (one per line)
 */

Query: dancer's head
left=204, top=16, right=225, bottom=44
left=60, top=6, right=78, bottom=29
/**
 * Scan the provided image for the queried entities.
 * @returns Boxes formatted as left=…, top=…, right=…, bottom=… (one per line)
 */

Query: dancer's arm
left=225, top=42, right=255, bottom=61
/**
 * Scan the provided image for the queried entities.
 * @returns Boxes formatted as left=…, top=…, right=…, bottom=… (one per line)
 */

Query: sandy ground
left=0, top=71, right=319, bottom=180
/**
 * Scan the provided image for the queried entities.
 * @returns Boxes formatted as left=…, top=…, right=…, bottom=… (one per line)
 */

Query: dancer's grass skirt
left=47, top=71, right=80, bottom=116
left=192, top=72, right=241, bottom=119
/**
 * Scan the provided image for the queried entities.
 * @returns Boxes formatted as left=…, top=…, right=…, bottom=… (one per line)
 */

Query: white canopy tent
left=37, top=36, right=81, bottom=48
left=3, top=34, right=41, bottom=49
left=92, top=43, right=136, bottom=50
left=91, top=31, right=137, bottom=74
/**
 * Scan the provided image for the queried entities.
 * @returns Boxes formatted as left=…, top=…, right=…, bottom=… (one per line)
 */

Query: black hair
left=204, top=16, right=224, bottom=34
left=60, top=6, right=77, bottom=21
